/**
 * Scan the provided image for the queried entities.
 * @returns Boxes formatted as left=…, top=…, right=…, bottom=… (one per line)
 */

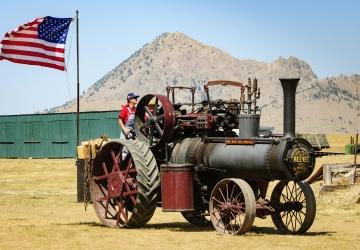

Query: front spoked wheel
left=270, top=181, right=316, bottom=234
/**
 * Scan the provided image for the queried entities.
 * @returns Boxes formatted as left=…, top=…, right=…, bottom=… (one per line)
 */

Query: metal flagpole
left=353, top=133, right=358, bottom=184
left=76, top=10, right=80, bottom=146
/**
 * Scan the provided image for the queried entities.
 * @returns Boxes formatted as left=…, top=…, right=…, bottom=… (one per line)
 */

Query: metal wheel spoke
left=232, top=190, right=243, bottom=202
left=155, top=114, right=164, bottom=121
left=102, top=162, right=109, bottom=175
left=116, top=207, right=121, bottom=224
left=286, top=183, right=295, bottom=201
left=229, top=220, right=235, bottom=233
left=285, top=212, right=291, bottom=228
left=108, top=199, right=118, bottom=215
left=106, top=200, right=119, bottom=219
left=116, top=200, right=129, bottom=224
left=219, top=187, right=227, bottom=203
left=290, top=183, right=298, bottom=202
left=234, top=212, right=243, bottom=230
left=96, top=184, right=115, bottom=214
left=214, top=211, right=225, bottom=229
left=226, top=183, right=229, bottom=201
left=97, top=183, right=108, bottom=198
left=289, top=211, right=295, bottom=231
left=281, top=211, right=288, bottom=218
left=153, top=98, right=158, bottom=116
left=117, top=200, right=129, bottom=222
left=110, top=150, right=118, bottom=164
left=283, top=184, right=289, bottom=200
left=290, top=182, right=296, bottom=200
left=110, top=150, right=121, bottom=172
left=104, top=197, right=118, bottom=219
left=300, top=210, right=307, bottom=216
left=294, top=210, right=301, bottom=231
left=291, top=210, right=298, bottom=231
left=144, top=106, right=154, bottom=118
left=229, top=212, right=237, bottom=233
left=287, top=210, right=293, bottom=231
left=296, top=192, right=304, bottom=204
left=116, top=151, right=121, bottom=164
left=124, top=183, right=137, bottom=205
left=93, top=174, right=109, bottom=181
left=300, top=197, right=306, bottom=204
left=294, top=185, right=302, bottom=201
left=229, top=183, right=236, bottom=201
left=295, top=211, right=303, bottom=225
left=285, top=184, right=292, bottom=201
left=235, top=215, right=244, bottom=227
left=212, top=197, right=225, bottom=205
left=299, top=192, right=305, bottom=202
left=281, top=193, right=289, bottom=202
left=154, top=122, right=164, bottom=136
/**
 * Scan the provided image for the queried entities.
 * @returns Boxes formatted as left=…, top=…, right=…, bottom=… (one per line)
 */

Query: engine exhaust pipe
left=280, top=78, right=299, bottom=139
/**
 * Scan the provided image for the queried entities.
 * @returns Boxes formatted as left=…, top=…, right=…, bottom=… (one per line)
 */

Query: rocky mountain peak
left=50, top=32, right=359, bottom=134
left=271, top=56, right=317, bottom=81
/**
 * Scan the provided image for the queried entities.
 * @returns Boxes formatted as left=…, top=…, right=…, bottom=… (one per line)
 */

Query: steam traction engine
left=85, top=78, right=316, bottom=235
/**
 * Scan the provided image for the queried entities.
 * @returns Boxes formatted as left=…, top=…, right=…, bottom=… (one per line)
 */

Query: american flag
left=0, top=16, right=73, bottom=71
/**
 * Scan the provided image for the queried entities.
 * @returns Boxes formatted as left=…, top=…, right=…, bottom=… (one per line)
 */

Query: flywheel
left=134, top=94, right=175, bottom=149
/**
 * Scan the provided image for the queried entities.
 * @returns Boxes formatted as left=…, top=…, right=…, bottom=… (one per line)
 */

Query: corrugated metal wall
left=0, top=110, right=119, bottom=158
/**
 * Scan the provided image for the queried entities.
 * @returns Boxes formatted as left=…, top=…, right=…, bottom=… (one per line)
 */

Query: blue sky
left=0, top=0, right=359, bottom=115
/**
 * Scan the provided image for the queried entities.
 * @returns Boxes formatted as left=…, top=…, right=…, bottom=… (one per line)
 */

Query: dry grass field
left=0, top=135, right=359, bottom=250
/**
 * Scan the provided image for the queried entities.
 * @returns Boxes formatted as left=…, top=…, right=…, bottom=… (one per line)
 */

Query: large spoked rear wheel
left=270, top=181, right=316, bottom=234
left=90, top=140, right=160, bottom=228
left=209, top=178, right=256, bottom=235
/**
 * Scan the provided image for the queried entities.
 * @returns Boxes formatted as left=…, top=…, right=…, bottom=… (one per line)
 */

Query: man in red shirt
left=118, top=92, right=139, bottom=139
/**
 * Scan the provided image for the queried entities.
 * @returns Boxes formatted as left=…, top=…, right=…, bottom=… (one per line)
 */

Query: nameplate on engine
left=225, top=139, right=255, bottom=145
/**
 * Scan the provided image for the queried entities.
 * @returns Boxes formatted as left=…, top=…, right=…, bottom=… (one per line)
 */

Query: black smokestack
left=279, top=78, right=300, bottom=138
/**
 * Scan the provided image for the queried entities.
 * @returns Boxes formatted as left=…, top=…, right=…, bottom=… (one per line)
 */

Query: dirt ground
left=0, top=135, right=359, bottom=249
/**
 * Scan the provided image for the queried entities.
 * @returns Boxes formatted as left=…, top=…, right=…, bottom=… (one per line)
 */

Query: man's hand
left=123, top=127, right=130, bottom=136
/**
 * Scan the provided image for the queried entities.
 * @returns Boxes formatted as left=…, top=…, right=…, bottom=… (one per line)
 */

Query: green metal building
left=0, top=110, right=119, bottom=158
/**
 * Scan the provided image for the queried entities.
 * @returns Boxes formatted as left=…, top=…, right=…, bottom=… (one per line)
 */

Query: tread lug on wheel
left=209, top=178, right=256, bottom=235
left=90, top=140, right=160, bottom=228
left=270, top=180, right=316, bottom=234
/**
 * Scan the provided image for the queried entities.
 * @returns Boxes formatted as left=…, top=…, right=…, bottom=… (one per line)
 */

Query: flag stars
left=38, top=16, right=72, bottom=44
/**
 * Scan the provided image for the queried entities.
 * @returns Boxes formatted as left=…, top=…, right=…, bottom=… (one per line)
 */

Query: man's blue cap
left=127, top=93, right=139, bottom=100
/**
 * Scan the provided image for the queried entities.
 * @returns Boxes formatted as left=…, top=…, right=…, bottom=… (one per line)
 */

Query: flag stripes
left=0, top=16, right=72, bottom=71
